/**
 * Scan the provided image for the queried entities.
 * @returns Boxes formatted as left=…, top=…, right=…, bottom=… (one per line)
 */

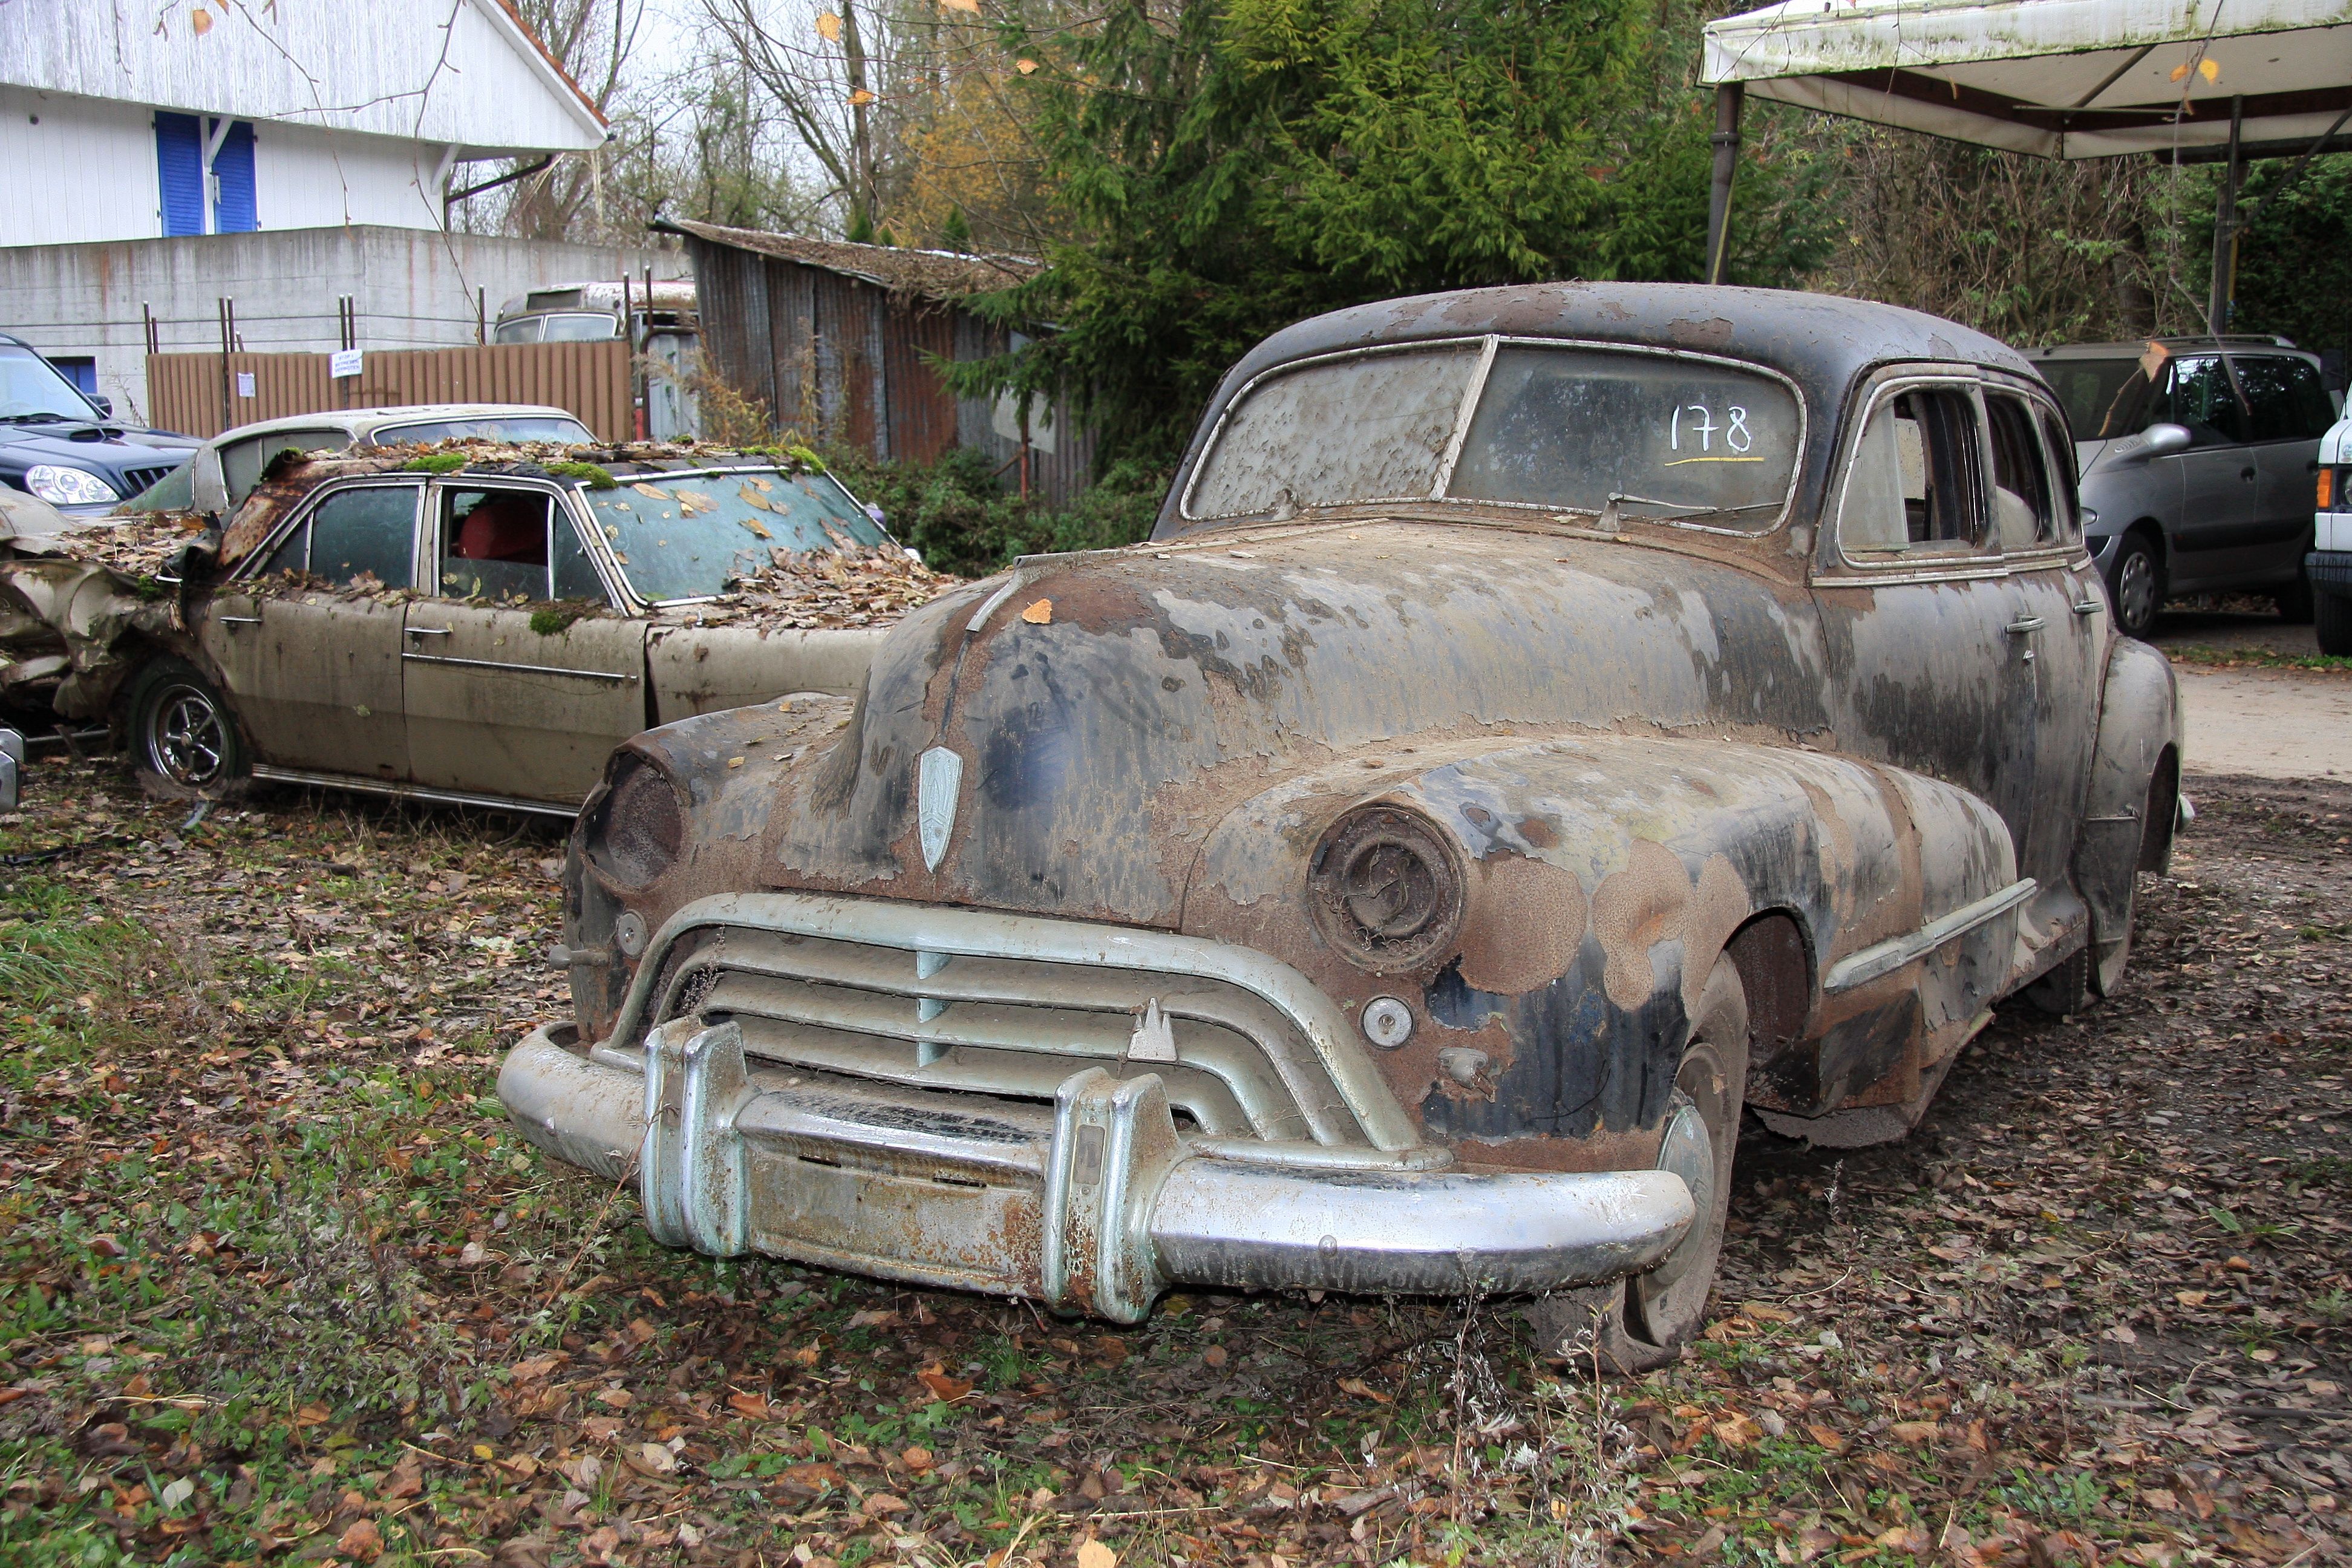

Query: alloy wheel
left=146, top=684, right=229, bottom=788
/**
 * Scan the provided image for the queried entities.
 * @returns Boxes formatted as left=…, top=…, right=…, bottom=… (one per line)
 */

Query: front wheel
left=2275, top=569, right=2315, bottom=625
left=126, top=658, right=247, bottom=797
left=2319, top=591, right=2352, bottom=657
left=1529, top=957, right=1748, bottom=1373
left=2108, top=532, right=2164, bottom=639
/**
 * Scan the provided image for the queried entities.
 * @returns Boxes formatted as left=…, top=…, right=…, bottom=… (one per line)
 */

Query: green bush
left=822, top=449, right=1168, bottom=578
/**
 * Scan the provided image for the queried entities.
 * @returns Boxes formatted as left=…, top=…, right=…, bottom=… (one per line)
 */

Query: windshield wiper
left=1596, top=493, right=1780, bottom=531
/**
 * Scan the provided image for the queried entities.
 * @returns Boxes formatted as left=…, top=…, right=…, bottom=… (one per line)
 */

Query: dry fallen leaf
left=849, top=88, right=877, bottom=106
left=1890, top=1421, right=1941, bottom=1445
left=336, top=1518, right=384, bottom=1562
left=1021, top=597, right=1053, bottom=624
left=1805, top=1422, right=1846, bottom=1453
left=1336, top=1376, right=1391, bottom=1405
left=293, top=1403, right=333, bottom=1428
left=863, top=1492, right=909, bottom=1515
left=1016, top=57, right=1038, bottom=73
left=633, top=1441, right=678, bottom=1475
left=1203, top=1344, right=1229, bottom=1368
left=918, top=1364, right=975, bottom=1403
left=815, top=10, right=842, bottom=39
left=727, top=1391, right=771, bottom=1420
left=901, top=1445, right=935, bottom=1471
left=1077, top=1541, right=1119, bottom=1568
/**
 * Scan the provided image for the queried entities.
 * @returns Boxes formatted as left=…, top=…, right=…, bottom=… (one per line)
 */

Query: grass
left=2163, top=644, right=2352, bottom=674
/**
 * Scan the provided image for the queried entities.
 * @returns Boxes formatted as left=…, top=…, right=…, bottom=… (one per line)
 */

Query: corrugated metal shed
left=661, top=220, right=1096, bottom=507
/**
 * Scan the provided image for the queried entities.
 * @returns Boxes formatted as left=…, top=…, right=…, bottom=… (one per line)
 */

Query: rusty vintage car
left=500, top=286, right=2183, bottom=1367
left=0, top=446, right=953, bottom=813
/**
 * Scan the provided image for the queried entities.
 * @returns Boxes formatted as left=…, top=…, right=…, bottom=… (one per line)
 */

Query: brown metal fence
left=146, top=341, right=632, bottom=440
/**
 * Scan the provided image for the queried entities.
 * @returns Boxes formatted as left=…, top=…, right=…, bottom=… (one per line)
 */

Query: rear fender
left=2076, top=637, right=2181, bottom=992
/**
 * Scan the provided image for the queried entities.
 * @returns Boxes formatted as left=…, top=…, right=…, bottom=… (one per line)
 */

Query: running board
left=249, top=765, right=580, bottom=818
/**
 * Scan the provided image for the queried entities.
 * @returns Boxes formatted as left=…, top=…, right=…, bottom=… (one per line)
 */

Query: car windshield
left=583, top=468, right=889, bottom=601
left=0, top=345, right=101, bottom=422
left=540, top=313, right=617, bottom=342
left=2044, top=355, right=2152, bottom=440
left=371, top=415, right=595, bottom=445
left=1185, top=342, right=1802, bottom=530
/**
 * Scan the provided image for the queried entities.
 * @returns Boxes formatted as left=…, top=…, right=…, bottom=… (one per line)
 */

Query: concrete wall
left=0, top=226, right=691, bottom=429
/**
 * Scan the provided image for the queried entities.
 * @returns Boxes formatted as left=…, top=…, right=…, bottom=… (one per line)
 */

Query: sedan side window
left=1839, top=387, right=1986, bottom=556
left=220, top=428, right=352, bottom=507
left=1985, top=394, right=2057, bottom=551
left=2146, top=356, right=2246, bottom=447
left=2033, top=406, right=2082, bottom=544
left=2236, top=356, right=2334, bottom=442
left=259, top=484, right=420, bottom=588
left=440, top=487, right=553, bottom=600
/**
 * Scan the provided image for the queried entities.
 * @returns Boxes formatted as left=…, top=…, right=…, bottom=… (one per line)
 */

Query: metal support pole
left=1705, top=83, right=1745, bottom=287
left=2208, top=95, right=2244, bottom=335
left=217, top=297, right=232, bottom=434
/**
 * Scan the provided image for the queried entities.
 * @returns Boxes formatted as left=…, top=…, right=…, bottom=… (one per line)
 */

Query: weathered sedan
left=0, top=445, right=953, bottom=812
left=501, top=286, right=2183, bottom=1368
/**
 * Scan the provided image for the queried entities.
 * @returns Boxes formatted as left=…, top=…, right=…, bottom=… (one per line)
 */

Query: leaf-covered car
left=501, top=286, right=2183, bottom=1367
left=0, top=444, right=956, bottom=812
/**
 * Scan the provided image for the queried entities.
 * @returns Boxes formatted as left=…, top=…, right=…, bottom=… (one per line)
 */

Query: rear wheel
left=126, top=658, right=246, bottom=797
left=2108, top=531, right=2164, bottom=639
left=1529, top=958, right=1748, bottom=1373
left=2319, top=591, right=2352, bottom=657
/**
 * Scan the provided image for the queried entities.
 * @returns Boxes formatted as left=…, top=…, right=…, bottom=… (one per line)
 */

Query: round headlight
left=1308, top=806, right=1464, bottom=972
left=582, top=753, right=684, bottom=890
left=24, top=465, right=119, bottom=507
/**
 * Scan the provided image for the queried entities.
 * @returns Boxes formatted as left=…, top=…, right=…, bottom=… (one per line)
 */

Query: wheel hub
left=1647, top=1091, right=1715, bottom=1290
left=152, top=688, right=225, bottom=787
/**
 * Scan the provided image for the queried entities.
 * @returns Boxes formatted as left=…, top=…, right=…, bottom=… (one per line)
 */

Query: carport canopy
left=1694, top=0, right=2352, bottom=324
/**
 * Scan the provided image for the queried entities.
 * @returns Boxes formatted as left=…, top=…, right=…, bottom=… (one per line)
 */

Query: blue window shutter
left=214, top=121, right=257, bottom=232
left=155, top=112, right=204, bottom=237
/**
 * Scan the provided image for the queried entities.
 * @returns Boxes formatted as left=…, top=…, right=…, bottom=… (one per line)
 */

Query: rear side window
left=261, top=485, right=419, bottom=588
left=220, top=428, right=351, bottom=506
left=2034, top=406, right=2082, bottom=543
left=1985, top=394, right=2057, bottom=550
left=1838, top=387, right=1985, bottom=557
left=2235, top=356, right=2334, bottom=442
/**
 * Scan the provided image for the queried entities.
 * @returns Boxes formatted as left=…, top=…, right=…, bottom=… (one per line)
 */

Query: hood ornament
left=917, top=746, right=964, bottom=871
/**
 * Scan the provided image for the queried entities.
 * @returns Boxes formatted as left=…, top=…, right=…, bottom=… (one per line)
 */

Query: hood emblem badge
left=917, top=746, right=964, bottom=871
left=1126, top=998, right=1179, bottom=1063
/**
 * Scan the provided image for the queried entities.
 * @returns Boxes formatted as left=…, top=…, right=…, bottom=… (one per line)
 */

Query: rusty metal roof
left=654, top=220, right=1039, bottom=301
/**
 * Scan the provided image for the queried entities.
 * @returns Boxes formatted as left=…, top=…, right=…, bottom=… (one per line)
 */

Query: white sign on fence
left=330, top=348, right=363, bottom=380
left=235, top=371, right=256, bottom=398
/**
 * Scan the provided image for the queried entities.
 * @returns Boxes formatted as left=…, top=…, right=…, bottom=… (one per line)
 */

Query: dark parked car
left=0, top=335, right=198, bottom=515
left=502, top=285, right=2184, bottom=1370
left=2030, top=336, right=2336, bottom=637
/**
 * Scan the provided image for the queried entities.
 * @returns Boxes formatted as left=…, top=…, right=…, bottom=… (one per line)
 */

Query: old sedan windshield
left=1185, top=341, right=1801, bottom=530
left=584, top=468, right=887, bottom=601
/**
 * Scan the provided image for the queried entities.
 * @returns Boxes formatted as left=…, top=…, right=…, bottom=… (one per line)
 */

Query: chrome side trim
left=250, top=764, right=578, bottom=817
left=399, top=650, right=637, bottom=683
left=607, top=890, right=1423, bottom=1152
left=1823, top=877, right=2037, bottom=993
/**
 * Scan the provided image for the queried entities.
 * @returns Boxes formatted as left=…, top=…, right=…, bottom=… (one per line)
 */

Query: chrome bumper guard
left=499, top=1022, right=1696, bottom=1323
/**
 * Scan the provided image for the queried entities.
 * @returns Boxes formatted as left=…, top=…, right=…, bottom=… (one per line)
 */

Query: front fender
left=1183, top=733, right=2021, bottom=1161
left=2076, top=637, right=2181, bottom=992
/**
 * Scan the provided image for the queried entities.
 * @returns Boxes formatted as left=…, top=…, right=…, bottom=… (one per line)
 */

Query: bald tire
left=1529, top=956, right=1749, bottom=1374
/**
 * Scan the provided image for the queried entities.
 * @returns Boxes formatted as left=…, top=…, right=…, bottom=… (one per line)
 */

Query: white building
left=0, top=0, right=679, bottom=426
left=1, top=0, right=609, bottom=244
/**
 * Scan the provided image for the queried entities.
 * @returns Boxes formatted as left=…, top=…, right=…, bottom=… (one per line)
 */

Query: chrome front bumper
left=498, top=1022, right=1697, bottom=1322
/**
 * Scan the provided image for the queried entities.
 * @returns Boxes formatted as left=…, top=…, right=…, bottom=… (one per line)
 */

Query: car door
left=2146, top=353, right=2260, bottom=591
left=198, top=477, right=420, bottom=780
left=1816, top=373, right=2043, bottom=880
left=1983, top=383, right=2100, bottom=901
left=2233, top=353, right=2334, bottom=583
left=402, top=479, right=648, bottom=806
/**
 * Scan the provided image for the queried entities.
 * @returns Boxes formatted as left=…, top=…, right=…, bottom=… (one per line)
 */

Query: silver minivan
left=2028, top=337, right=2335, bottom=638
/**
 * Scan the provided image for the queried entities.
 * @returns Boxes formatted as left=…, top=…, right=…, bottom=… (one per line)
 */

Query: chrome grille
left=614, top=893, right=1416, bottom=1152
left=119, top=466, right=177, bottom=497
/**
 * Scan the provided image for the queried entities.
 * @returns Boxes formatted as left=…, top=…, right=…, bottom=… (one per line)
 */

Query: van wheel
left=2108, top=532, right=2164, bottom=639
left=126, top=658, right=247, bottom=798
left=1528, top=958, right=1748, bottom=1374
left=2319, top=592, right=2352, bottom=657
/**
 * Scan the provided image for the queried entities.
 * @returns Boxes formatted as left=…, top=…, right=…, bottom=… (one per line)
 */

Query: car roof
left=2027, top=337, right=2311, bottom=359
left=1159, top=282, right=2043, bottom=539
left=202, top=405, right=584, bottom=446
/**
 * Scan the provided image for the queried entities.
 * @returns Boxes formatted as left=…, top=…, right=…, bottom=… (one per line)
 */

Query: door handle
left=2005, top=618, right=2045, bottom=634
left=217, top=615, right=261, bottom=627
left=407, top=626, right=452, bottom=638
left=2070, top=599, right=2103, bottom=616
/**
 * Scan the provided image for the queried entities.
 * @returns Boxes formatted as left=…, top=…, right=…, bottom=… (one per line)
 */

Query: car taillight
left=2320, top=467, right=2335, bottom=510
